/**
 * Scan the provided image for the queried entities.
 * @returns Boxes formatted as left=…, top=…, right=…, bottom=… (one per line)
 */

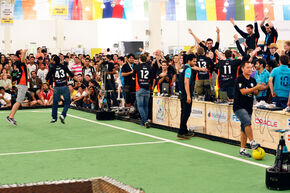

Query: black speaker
left=96, top=111, right=115, bottom=120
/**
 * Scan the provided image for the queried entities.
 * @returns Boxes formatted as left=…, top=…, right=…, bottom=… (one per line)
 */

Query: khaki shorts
left=16, top=85, right=28, bottom=103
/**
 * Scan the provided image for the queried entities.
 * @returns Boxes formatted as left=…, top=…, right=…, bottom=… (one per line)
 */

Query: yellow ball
left=252, top=147, right=265, bottom=160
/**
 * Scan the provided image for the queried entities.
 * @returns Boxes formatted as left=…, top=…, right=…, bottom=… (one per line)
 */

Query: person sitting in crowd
left=83, top=86, right=97, bottom=109
left=0, top=86, right=11, bottom=108
left=82, top=58, right=96, bottom=79
left=0, top=74, right=12, bottom=93
left=39, top=83, right=53, bottom=106
left=28, top=71, right=42, bottom=97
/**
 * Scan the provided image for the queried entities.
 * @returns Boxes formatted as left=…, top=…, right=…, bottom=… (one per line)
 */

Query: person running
left=233, top=61, right=265, bottom=157
left=133, top=54, right=153, bottom=128
left=7, top=49, right=28, bottom=126
left=46, top=56, right=78, bottom=124
left=230, top=15, right=260, bottom=51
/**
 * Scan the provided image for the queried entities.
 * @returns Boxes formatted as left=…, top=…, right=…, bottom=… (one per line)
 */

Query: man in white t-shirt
left=37, top=63, right=48, bottom=83
left=27, top=56, right=37, bottom=78
left=0, top=87, right=11, bottom=108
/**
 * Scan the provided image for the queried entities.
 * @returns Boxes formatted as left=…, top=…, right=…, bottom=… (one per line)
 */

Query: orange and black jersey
left=216, top=59, right=242, bottom=88
left=133, top=63, right=154, bottom=91
left=15, top=60, right=28, bottom=86
left=196, top=55, right=215, bottom=80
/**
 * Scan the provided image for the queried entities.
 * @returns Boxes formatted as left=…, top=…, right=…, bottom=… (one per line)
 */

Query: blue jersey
left=254, top=69, right=270, bottom=97
left=270, top=65, right=290, bottom=98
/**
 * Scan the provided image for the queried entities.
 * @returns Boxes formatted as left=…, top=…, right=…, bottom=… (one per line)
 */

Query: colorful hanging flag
left=253, top=0, right=264, bottom=20
left=72, top=0, right=83, bottom=20
left=93, top=0, right=103, bottom=20
left=263, top=1, right=275, bottom=21
left=195, top=0, right=207, bottom=20
left=216, top=0, right=226, bottom=20
left=124, top=0, right=133, bottom=19
left=112, top=0, right=123, bottom=19
left=82, top=0, right=93, bottom=20
left=244, top=0, right=255, bottom=21
left=235, top=0, right=245, bottom=20
left=176, top=0, right=186, bottom=20
left=206, top=0, right=217, bottom=21
left=68, top=0, right=74, bottom=19
left=186, top=0, right=196, bottom=20
left=273, top=1, right=283, bottom=21
left=14, top=0, right=23, bottom=20
left=103, top=0, right=113, bottom=18
left=283, top=3, right=290, bottom=20
left=226, top=0, right=236, bottom=20
left=22, top=0, right=37, bottom=20
left=165, top=0, right=176, bottom=21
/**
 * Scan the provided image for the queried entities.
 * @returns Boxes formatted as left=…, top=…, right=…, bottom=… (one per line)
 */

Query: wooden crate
left=228, top=108, right=241, bottom=141
left=188, top=101, right=206, bottom=134
left=252, top=109, right=287, bottom=150
left=168, top=97, right=181, bottom=128
left=284, top=112, right=290, bottom=149
left=152, top=96, right=169, bottom=126
left=205, top=102, right=229, bottom=139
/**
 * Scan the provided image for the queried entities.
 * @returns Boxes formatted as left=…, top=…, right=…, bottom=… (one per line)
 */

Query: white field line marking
left=66, top=113, right=271, bottom=169
left=0, top=141, right=166, bottom=157
left=0, top=110, right=50, bottom=114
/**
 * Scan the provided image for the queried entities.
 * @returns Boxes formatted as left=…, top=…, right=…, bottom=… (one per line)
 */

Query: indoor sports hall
left=0, top=0, right=290, bottom=192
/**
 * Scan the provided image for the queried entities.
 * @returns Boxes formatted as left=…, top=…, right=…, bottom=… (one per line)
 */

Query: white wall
left=1, top=19, right=290, bottom=54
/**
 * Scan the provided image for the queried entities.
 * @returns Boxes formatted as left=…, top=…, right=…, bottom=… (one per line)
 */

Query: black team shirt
left=234, top=22, right=260, bottom=51
left=199, top=42, right=219, bottom=63
left=233, top=74, right=257, bottom=114
left=216, top=59, right=242, bottom=88
left=46, top=63, right=74, bottom=87
left=121, top=62, right=134, bottom=86
left=196, top=55, right=214, bottom=80
left=133, top=63, right=153, bottom=91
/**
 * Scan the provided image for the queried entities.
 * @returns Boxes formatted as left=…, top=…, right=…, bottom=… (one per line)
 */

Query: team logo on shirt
left=250, top=83, right=254, bottom=87
left=239, top=83, right=242, bottom=88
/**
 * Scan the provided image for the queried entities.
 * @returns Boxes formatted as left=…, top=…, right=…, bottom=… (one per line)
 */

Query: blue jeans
left=52, top=86, right=70, bottom=120
left=234, top=109, right=252, bottom=132
left=136, top=88, right=150, bottom=125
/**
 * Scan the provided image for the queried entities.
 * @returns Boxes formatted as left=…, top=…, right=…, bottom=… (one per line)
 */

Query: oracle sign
left=254, top=118, right=279, bottom=128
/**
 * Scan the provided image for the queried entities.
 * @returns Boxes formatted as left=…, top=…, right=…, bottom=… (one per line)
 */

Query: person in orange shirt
left=7, top=49, right=28, bottom=126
